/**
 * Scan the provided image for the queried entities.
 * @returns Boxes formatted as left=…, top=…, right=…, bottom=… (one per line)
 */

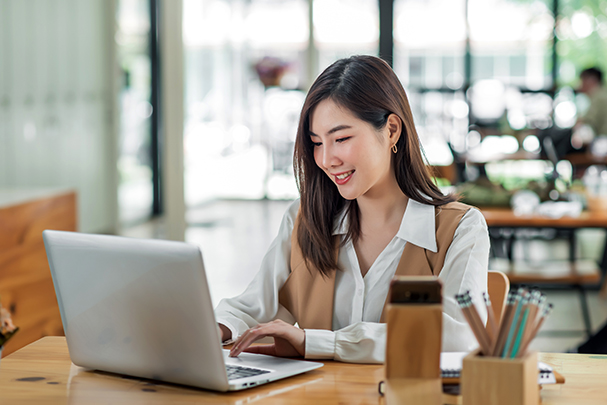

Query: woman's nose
left=321, top=144, right=341, bottom=168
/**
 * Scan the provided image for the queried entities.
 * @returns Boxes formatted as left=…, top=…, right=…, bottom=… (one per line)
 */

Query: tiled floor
left=121, top=199, right=607, bottom=353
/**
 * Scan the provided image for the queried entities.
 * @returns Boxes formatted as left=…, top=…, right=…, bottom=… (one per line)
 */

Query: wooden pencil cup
left=461, top=349, right=539, bottom=405
left=384, top=303, right=443, bottom=405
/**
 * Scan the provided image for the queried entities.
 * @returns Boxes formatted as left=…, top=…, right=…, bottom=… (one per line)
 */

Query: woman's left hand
left=229, top=320, right=305, bottom=358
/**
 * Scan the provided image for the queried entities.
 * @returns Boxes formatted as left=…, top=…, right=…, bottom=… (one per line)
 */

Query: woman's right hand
left=228, top=319, right=305, bottom=358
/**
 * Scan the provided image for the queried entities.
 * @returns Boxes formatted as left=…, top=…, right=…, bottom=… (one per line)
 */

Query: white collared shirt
left=215, top=199, right=489, bottom=363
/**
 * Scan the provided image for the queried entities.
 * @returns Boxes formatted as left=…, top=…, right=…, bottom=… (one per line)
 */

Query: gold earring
left=391, top=144, right=398, bottom=153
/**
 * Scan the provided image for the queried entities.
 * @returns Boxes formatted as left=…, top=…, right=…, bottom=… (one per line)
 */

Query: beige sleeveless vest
left=277, top=201, right=471, bottom=330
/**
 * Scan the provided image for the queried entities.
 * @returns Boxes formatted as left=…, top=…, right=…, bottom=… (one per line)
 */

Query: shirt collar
left=398, top=199, right=437, bottom=252
left=332, top=199, right=438, bottom=253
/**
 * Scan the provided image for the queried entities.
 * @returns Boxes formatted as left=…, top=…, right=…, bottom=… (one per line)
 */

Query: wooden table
left=480, top=207, right=607, bottom=336
left=1, top=337, right=607, bottom=404
left=481, top=207, right=607, bottom=282
left=563, top=152, right=607, bottom=178
left=480, top=208, right=607, bottom=229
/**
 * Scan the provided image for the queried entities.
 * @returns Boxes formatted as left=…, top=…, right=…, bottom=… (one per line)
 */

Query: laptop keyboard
left=226, top=364, right=271, bottom=380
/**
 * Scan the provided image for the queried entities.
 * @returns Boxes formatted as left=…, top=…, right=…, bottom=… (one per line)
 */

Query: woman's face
left=309, top=98, right=396, bottom=201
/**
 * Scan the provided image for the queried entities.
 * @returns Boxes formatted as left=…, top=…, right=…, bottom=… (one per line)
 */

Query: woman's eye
left=312, top=141, right=322, bottom=147
left=336, top=137, right=351, bottom=143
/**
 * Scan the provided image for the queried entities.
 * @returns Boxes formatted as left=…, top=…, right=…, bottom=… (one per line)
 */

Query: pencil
left=456, top=294, right=482, bottom=351
left=536, top=294, right=547, bottom=318
left=517, top=290, right=542, bottom=357
left=516, top=303, right=553, bottom=357
left=456, top=294, right=492, bottom=355
left=492, top=289, right=519, bottom=356
left=464, top=291, right=492, bottom=355
left=510, top=302, right=531, bottom=358
left=483, top=292, right=498, bottom=346
left=502, top=289, right=529, bottom=358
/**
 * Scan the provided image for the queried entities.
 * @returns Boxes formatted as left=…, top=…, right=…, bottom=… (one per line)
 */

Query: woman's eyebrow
left=309, top=125, right=353, bottom=137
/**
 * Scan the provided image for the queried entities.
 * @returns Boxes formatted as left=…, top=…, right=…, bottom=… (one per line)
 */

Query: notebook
left=43, top=230, right=323, bottom=392
left=440, top=352, right=558, bottom=384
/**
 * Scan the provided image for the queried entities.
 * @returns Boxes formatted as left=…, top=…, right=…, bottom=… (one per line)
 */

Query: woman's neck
left=356, top=185, right=409, bottom=227
left=353, top=183, right=408, bottom=277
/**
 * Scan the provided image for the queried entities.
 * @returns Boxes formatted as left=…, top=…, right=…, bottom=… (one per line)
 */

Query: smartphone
left=389, top=276, right=442, bottom=304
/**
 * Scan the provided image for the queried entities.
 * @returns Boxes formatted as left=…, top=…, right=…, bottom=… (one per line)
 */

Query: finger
left=229, top=330, right=248, bottom=353
left=232, top=328, right=252, bottom=346
left=230, top=329, right=269, bottom=357
left=230, top=325, right=261, bottom=353
left=229, top=331, right=250, bottom=356
left=230, top=322, right=294, bottom=357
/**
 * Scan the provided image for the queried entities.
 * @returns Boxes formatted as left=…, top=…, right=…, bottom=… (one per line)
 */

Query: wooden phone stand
left=384, top=302, right=443, bottom=404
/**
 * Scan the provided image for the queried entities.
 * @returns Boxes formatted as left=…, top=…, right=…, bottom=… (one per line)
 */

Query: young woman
left=215, top=55, right=489, bottom=363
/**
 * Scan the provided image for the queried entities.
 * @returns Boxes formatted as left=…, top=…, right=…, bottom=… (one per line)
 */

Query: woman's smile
left=333, top=170, right=354, bottom=185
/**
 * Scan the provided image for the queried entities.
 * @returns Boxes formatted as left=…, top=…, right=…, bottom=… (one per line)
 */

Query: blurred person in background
left=538, top=67, right=607, bottom=160
left=572, top=67, right=607, bottom=149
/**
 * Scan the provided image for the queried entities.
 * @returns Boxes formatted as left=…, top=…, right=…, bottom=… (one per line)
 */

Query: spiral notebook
left=440, top=352, right=560, bottom=385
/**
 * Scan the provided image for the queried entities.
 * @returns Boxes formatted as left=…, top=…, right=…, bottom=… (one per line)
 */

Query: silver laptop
left=43, top=230, right=323, bottom=391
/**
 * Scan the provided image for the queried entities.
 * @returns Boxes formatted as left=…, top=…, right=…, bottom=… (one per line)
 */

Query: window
left=116, top=0, right=154, bottom=225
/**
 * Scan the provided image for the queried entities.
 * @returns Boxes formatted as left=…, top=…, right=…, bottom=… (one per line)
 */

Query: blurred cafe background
left=2, top=0, right=607, bottom=355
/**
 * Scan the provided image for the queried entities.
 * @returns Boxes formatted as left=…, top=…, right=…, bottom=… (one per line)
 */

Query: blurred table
left=480, top=207, right=607, bottom=336
left=464, top=150, right=541, bottom=165
left=564, top=152, right=607, bottom=178
left=481, top=208, right=607, bottom=228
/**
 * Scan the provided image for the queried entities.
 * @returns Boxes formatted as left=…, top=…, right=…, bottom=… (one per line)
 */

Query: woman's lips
left=334, top=170, right=354, bottom=185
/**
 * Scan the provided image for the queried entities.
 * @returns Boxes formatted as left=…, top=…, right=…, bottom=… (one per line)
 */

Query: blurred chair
left=488, top=270, right=510, bottom=325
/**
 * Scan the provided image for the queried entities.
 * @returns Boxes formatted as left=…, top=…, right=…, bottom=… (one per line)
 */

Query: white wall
left=0, top=0, right=118, bottom=233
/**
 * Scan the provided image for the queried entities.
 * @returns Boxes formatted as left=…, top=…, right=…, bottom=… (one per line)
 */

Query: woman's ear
left=386, top=114, right=402, bottom=146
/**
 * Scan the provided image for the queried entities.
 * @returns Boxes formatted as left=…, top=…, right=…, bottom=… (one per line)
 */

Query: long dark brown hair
left=293, top=55, right=456, bottom=276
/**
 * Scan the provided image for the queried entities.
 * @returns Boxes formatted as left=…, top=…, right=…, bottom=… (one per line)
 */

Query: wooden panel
left=0, top=191, right=77, bottom=356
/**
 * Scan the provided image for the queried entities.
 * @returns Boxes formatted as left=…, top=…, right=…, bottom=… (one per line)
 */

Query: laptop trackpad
left=223, top=349, right=323, bottom=375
